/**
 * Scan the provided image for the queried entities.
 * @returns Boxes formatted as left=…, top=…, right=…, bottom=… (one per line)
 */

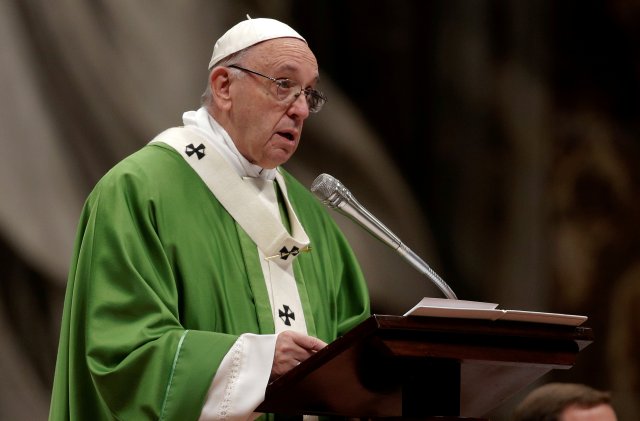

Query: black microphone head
left=310, top=173, right=339, bottom=201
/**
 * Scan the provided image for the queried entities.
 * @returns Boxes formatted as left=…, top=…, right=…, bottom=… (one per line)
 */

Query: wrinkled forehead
left=245, top=38, right=319, bottom=78
left=247, top=38, right=317, bottom=64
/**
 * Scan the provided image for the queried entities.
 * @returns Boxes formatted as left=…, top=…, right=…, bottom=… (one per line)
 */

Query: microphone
left=310, top=173, right=458, bottom=300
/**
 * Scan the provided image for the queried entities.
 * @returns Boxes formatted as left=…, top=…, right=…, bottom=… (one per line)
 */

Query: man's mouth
left=277, top=132, right=295, bottom=141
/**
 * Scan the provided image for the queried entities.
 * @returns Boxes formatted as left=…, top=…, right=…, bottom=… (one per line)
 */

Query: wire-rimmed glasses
left=228, top=64, right=327, bottom=113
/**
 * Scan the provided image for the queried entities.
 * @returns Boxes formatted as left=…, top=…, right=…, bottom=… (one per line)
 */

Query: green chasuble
left=49, top=142, right=370, bottom=421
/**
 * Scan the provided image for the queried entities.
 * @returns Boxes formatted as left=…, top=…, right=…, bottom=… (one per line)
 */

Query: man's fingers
left=291, top=332, right=327, bottom=352
left=271, top=332, right=328, bottom=379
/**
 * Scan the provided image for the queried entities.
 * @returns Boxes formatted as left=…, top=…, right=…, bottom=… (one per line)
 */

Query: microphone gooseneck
left=311, top=173, right=458, bottom=300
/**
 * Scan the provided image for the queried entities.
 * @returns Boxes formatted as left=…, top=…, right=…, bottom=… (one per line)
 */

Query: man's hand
left=270, top=331, right=327, bottom=380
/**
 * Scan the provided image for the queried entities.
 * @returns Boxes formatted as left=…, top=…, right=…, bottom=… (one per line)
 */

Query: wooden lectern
left=257, top=315, right=593, bottom=420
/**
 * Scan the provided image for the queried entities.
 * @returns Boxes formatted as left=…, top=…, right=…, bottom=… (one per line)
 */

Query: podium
left=256, top=315, right=593, bottom=420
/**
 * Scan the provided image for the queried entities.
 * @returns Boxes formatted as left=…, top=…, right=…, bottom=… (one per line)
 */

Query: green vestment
left=49, top=141, right=370, bottom=420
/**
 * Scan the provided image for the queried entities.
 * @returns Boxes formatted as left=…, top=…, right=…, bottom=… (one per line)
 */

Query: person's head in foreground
left=512, top=382, right=617, bottom=421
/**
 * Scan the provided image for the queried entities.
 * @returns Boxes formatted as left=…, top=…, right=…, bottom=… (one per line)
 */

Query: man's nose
left=287, top=93, right=310, bottom=120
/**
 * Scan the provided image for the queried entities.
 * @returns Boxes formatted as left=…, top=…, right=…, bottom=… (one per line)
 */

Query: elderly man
left=49, top=17, right=370, bottom=420
left=512, top=383, right=618, bottom=421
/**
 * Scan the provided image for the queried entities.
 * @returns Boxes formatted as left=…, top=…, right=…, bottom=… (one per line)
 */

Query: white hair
left=200, top=48, right=250, bottom=106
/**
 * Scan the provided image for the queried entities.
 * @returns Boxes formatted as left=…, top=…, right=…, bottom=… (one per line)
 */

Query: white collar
left=182, top=107, right=277, bottom=180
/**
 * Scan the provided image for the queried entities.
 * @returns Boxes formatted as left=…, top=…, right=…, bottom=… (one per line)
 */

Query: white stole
left=149, top=127, right=310, bottom=334
left=150, top=127, right=315, bottom=420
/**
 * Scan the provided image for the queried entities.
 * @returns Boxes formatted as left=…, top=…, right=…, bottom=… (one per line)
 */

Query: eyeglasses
left=228, top=64, right=327, bottom=113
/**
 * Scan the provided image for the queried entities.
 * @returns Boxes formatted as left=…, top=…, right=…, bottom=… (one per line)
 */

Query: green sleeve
left=62, top=168, right=235, bottom=420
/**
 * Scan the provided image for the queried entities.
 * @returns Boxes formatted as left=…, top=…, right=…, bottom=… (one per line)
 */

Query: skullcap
left=208, top=16, right=306, bottom=70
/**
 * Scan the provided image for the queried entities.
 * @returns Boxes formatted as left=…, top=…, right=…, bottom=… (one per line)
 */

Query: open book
left=404, top=297, right=587, bottom=326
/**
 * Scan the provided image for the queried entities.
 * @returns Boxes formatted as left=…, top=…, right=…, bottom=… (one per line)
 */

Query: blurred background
left=1, top=0, right=639, bottom=419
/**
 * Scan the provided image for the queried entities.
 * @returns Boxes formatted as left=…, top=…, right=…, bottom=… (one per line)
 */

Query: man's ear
left=210, top=67, right=233, bottom=110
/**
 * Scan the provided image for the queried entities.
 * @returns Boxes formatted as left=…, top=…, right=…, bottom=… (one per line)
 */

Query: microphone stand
left=312, top=174, right=458, bottom=300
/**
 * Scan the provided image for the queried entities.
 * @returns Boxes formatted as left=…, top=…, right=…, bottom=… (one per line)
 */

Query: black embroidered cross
left=279, top=246, right=300, bottom=260
left=278, top=305, right=295, bottom=326
left=185, top=143, right=206, bottom=159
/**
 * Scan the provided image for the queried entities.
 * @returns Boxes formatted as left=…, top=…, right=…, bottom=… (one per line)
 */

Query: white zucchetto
left=208, top=16, right=306, bottom=70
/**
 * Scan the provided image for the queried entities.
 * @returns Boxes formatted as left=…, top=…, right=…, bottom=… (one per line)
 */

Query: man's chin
left=262, top=150, right=295, bottom=168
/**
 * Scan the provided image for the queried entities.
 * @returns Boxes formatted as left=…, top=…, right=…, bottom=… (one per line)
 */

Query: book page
left=403, top=297, right=502, bottom=320
left=500, top=310, right=587, bottom=326
left=404, top=297, right=588, bottom=326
